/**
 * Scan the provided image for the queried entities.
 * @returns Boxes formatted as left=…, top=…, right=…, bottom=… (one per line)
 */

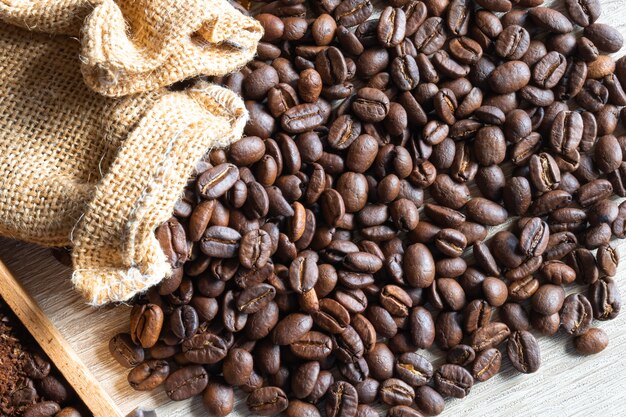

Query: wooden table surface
left=2, top=0, right=626, bottom=416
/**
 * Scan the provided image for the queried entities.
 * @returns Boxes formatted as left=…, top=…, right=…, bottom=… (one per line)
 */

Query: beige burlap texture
left=0, top=0, right=263, bottom=304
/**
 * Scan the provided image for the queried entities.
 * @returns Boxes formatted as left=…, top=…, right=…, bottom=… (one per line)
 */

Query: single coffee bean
left=470, top=322, right=510, bottom=351
left=130, top=304, right=164, bottom=349
left=528, top=7, right=573, bottom=34
left=247, top=386, right=289, bottom=415
left=584, top=23, right=624, bottom=53
left=23, top=402, right=61, bottom=417
left=182, top=332, right=228, bottom=364
left=531, top=284, right=565, bottom=315
left=507, top=330, right=541, bottom=373
left=380, top=378, right=415, bottom=406
left=395, top=352, right=433, bottom=387
left=109, top=333, right=145, bottom=368
left=434, top=364, right=473, bottom=398
left=326, top=381, right=359, bottom=417
left=565, top=0, right=601, bottom=27
left=589, top=277, right=622, bottom=320
left=574, top=328, right=609, bottom=355
left=128, top=360, right=170, bottom=391
left=471, top=348, right=501, bottom=382
left=334, top=0, right=373, bottom=27
left=495, top=25, right=530, bottom=60
left=561, top=293, right=593, bottom=336
left=203, top=380, right=235, bottom=417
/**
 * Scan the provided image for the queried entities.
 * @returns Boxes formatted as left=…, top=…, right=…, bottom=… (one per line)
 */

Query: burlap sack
left=0, top=0, right=263, bottom=304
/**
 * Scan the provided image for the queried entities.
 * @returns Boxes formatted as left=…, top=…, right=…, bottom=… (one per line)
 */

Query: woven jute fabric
left=0, top=1, right=262, bottom=304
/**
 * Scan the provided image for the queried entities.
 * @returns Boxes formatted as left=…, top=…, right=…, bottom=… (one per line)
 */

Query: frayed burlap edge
left=0, top=0, right=263, bottom=97
left=71, top=82, right=248, bottom=305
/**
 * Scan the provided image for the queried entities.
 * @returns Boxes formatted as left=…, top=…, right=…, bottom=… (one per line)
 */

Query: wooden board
left=2, top=0, right=626, bottom=416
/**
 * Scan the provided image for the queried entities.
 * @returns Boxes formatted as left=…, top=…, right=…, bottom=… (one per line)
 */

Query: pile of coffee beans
left=0, top=298, right=90, bottom=417
left=108, top=0, right=626, bottom=415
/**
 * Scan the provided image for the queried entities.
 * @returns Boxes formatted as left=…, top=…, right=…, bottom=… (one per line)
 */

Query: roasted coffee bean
left=539, top=260, right=577, bottom=285
left=519, top=217, right=550, bottom=257
left=203, top=380, right=235, bottom=417
left=414, top=17, right=446, bottom=54
left=434, top=364, right=473, bottom=399
left=561, top=294, right=593, bottom=336
left=182, top=332, right=228, bottom=364
left=507, top=331, right=541, bottom=373
left=23, top=402, right=61, bottom=417
left=326, top=381, right=359, bottom=417
left=465, top=197, right=508, bottom=226
left=378, top=7, right=407, bottom=48
left=585, top=23, right=624, bottom=53
left=128, top=360, right=170, bottom=391
left=574, top=328, right=609, bottom=355
left=380, top=378, right=415, bottom=406
left=528, top=7, right=573, bottom=34
left=470, top=322, right=510, bottom=351
left=395, top=352, right=433, bottom=387
left=565, top=0, right=601, bottom=27
left=109, top=333, right=144, bottom=368
left=435, top=311, right=463, bottom=350
left=130, top=304, right=164, bottom=349
left=403, top=243, right=435, bottom=288
left=531, top=284, right=565, bottom=315
left=533, top=51, right=566, bottom=89
left=281, top=103, right=325, bottom=134
left=464, top=299, right=493, bottom=334
left=352, top=88, right=390, bottom=122
left=248, top=386, right=289, bottom=415
left=409, top=306, right=435, bottom=349
left=222, top=348, right=254, bottom=387
left=334, top=0, right=373, bottom=27
left=196, top=164, right=239, bottom=200
left=589, top=277, right=622, bottom=320
left=471, top=348, right=501, bottom=382
left=495, top=25, right=530, bottom=60
left=595, top=135, right=622, bottom=173
left=434, top=229, right=467, bottom=258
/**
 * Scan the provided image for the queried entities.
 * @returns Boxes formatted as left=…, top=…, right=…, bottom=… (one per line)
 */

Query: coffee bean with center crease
left=334, top=0, right=373, bottom=27
left=326, top=381, right=359, bottom=417
left=352, top=87, right=390, bottom=122
left=281, top=103, right=325, bottom=134
left=589, top=277, right=622, bottom=320
left=197, top=164, right=240, bottom=199
left=248, top=386, right=289, bottom=415
left=566, top=0, right=601, bottom=27
left=130, top=304, right=164, bottom=349
left=380, top=378, right=415, bottom=406
left=561, top=293, right=593, bottom=336
left=378, top=7, right=406, bottom=48
left=182, top=332, right=228, bottom=364
left=414, top=17, right=446, bottom=54
left=237, top=283, right=276, bottom=314
left=471, top=348, right=501, bottom=382
left=109, top=333, right=144, bottom=368
left=239, top=229, right=272, bottom=269
left=434, top=364, right=473, bottom=398
left=470, top=322, right=510, bottom=351
left=128, top=360, right=170, bottom=391
left=395, top=352, right=433, bottom=387
left=507, top=330, right=541, bottom=373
